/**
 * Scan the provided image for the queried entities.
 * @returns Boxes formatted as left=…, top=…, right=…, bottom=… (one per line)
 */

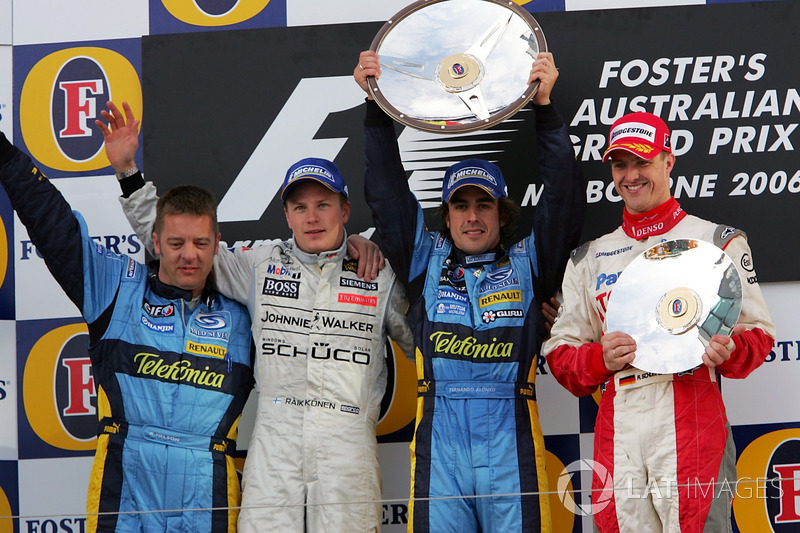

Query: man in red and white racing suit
left=543, top=112, right=775, bottom=532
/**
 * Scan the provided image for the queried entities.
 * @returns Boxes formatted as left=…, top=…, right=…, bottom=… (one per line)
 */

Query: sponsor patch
left=595, top=245, right=633, bottom=258
left=342, top=259, right=359, bottom=273
left=141, top=316, right=175, bottom=333
left=741, top=253, right=754, bottom=272
left=185, top=341, right=227, bottom=359
left=481, top=309, right=524, bottom=323
left=478, top=289, right=522, bottom=308
left=436, top=302, right=467, bottom=316
left=437, top=288, right=468, bottom=303
left=143, top=300, right=175, bottom=318
left=340, top=277, right=378, bottom=291
left=262, top=277, right=300, bottom=299
left=465, top=253, right=495, bottom=265
left=341, top=404, right=361, bottom=415
left=189, top=312, right=231, bottom=341
left=266, top=263, right=301, bottom=278
left=338, top=293, right=377, bottom=307
left=609, top=122, right=656, bottom=143
left=125, top=258, right=137, bottom=278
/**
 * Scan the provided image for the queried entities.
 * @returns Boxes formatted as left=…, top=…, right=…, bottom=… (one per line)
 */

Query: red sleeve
left=546, top=342, right=615, bottom=397
left=717, top=327, right=774, bottom=379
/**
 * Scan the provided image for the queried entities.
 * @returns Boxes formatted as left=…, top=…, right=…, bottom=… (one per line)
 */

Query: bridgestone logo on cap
left=609, top=122, right=656, bottom=143
left=289, top=165, right=335, bottom=184
left=448, top=167, right=496, bottom=188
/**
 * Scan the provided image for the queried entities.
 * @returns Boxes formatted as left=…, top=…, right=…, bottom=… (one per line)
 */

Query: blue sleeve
left=363, top=100, right=432, bottom=289
left=0, top=132, right=120, bottom=321
left=528, top=104, right=587, bottom=302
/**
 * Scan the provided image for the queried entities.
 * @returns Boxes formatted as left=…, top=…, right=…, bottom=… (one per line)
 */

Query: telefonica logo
left=134, top=352, right=226, bottom=388
left=429, top=331, right=513, bottom=359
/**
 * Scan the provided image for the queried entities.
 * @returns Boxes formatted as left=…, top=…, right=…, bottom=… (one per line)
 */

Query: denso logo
left=19, top=47, right=141, bottom=173
left=634, top=222, right=664, bottom=238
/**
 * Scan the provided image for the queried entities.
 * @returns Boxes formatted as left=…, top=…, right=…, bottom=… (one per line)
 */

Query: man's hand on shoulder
left=346, top=234, right=385, bottom=282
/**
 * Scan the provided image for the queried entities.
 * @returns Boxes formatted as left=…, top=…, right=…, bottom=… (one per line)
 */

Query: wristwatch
left=116, top=165, right=139, bottom=180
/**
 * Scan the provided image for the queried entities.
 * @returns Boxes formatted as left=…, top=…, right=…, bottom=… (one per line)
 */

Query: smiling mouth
left=626, top=183, right=646, bottom=192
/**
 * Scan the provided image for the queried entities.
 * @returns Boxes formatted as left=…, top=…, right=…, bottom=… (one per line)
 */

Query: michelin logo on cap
left=288, top=165, right=336, bottom=185
left=447, top=167, right=498, bottom=189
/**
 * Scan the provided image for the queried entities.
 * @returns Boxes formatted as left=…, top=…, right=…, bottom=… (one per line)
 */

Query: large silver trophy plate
left=368, top=0, right=547, bottom=133
left=605, top=239, right=742, bottom=374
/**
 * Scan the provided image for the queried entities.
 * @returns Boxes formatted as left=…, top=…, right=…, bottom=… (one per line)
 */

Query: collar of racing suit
left=450, top=243, right=506, bottom=269
left=147, top=260, right=216, bottom=308
left=288, top=232, right=348, bottom=267
left=621, top=196, right=686, bottom=240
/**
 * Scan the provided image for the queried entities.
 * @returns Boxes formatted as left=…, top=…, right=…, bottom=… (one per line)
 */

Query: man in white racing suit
left=98, top=102, right=414, bottom=533
left=542, top=111, right=775, bottom=532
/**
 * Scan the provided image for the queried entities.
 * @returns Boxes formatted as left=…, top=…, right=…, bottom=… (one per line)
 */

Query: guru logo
left=19, top=47, right=141, bottom=173
left=22, top=323, right=97, bottom=452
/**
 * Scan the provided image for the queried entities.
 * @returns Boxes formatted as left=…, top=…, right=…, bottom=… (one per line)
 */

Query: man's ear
left=152, top=232, right=161, bottom=256
left=341, top=201, right=352, bottom=224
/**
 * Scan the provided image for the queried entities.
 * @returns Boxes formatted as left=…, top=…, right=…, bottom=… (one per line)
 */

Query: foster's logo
left=19, top=47, right=141, bottom=173
left=734, top=428, right=800, bottom=530
left=22, top=322, right=97, bottom=453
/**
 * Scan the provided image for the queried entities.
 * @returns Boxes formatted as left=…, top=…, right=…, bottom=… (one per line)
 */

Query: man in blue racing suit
left=354, top=51, right=586, bottom=532
left=0, top=131, right=254, bottom=532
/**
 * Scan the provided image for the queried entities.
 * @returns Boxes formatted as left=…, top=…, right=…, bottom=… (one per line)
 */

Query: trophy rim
left=367, top=0, right=548, bottom=134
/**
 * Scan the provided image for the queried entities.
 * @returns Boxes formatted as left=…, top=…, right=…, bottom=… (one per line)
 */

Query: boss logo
left=262, top=278, right=300, bottom=299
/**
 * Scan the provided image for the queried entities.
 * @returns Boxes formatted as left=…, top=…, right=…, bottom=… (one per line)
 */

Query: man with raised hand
left=355, top=50, right=586, bottom=532
left=98, top=102, right=413, bottom=533
left=0, top=130, right=254, bottom=532
left=543, top=111, right=775, bottom=532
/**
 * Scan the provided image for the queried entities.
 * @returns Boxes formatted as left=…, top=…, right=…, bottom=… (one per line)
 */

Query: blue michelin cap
left=281, top=157, right=349, bottom=203
left=441, top=159, right=508, bottom=202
